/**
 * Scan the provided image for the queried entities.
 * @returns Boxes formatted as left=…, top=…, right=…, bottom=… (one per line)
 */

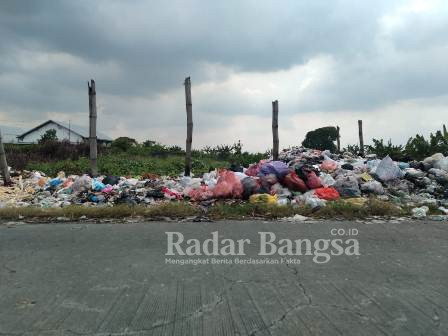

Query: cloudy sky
left=1, top=0, right=447, bottom=151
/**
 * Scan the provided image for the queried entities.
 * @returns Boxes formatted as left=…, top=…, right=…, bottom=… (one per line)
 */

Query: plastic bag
left=49, top=178, right=62, bottom=187
left=334, top=175, right=361, bottom=197
left=283, top=172, right=308, bottom=192
left=320, top=160, right=338, bottom=172
left=298, top=191, right=327, bottom=209
left=162, top=187, right=183, bottom=200
left=360, top=172, right=373, bottom=182
left=305, top=171, right=322, bottom=189
left=103, top=176, right=120, bottom=186
left=315, top=187, right=340, bottom=201
left=375, top=156, right=403, bottom=181
left=212, top=170, right=243, bottom=199
left=241, top=177, right=258, bottom=199
left=320, top=172, right=336, bottom=187
left=412, top=206, right=429, bottom=219
left=92, top=179, right=106, bottom=191
left=72, top=175, right=92, bottom=193
left=245, top=164, right=260, bottom=177
left=188, top=186, right=213, bottom=201
left=203, top=171, right=218, bottom=190
left=259, top=174, right=278, bottom=192
left=249, top=194, right=277, bottom=205
left=360, top=180, right=384, bottom=195
left=434, top=157, right=448, bottom=172
left=423, top=153, right=444, bottom=167
left=270, top=183, right=292, bottom=197
left=259, top=161, right=290, bottom=179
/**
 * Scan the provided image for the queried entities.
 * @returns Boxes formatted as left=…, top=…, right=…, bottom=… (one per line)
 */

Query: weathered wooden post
left=272, top=100, right=279, bottom=160
left=88, top=79, right=98, bottom=176
left=358, top=120, right=364, bottom=156
left=336, top=126, right=341, bottom=152
left=184, top=77, right=193, bottom=176
left=0, top=130, right=11, bottom=185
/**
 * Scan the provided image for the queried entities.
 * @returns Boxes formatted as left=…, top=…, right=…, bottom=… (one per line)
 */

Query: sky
left=0, top=0, right=447, bottom=151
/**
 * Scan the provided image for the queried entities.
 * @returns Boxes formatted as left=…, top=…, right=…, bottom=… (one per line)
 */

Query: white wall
left=19, top=122, right=84, bottom=144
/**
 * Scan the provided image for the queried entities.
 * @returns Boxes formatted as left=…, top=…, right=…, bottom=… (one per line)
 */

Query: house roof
left=17, top=120, right=112, bottom=141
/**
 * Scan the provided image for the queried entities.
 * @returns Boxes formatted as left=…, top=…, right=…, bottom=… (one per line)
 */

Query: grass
left=314, top=198, right=406, bottom=219
left=0, top=203, right=200, bottom=220
left=25, top=154, right=229, bottom=177
left=0, top=198, right=410, bottom=222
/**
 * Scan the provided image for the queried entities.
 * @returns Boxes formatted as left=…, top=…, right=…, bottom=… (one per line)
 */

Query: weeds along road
left=0, top=219, right=447, bottom=335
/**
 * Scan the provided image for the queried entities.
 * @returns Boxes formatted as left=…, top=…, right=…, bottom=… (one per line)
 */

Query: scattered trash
left=280, top=214, right=309, bottom=222
left=249, top=194, right=278, bottom=205
left=0, top=146, right=447, bottom=215
left=412, top=206, right=429, bottom=219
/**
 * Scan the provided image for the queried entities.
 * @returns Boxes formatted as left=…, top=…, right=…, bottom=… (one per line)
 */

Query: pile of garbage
left=2, top=148, right=448, bottom=219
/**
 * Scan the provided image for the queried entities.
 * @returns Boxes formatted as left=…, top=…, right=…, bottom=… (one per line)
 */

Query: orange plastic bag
left=212, top=170, right=243, bottom=199
left=315, top=187, right=340, bottom=201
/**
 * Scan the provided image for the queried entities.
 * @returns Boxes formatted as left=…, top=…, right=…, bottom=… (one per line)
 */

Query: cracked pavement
left=0, top=219, right=447, bottom=335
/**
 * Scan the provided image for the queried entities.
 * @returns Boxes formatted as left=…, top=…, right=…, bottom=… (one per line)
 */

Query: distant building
left=16, top=120, right=112, bottom=144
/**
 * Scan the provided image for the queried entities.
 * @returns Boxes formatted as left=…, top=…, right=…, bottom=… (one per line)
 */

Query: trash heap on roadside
left=1, top=147, right=448, bottom=219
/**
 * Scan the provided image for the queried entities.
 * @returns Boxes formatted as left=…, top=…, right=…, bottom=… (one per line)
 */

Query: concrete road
left=0, top=219, right=447, bottom=336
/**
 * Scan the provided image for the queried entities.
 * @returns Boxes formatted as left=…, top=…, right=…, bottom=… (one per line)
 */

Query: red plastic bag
left=315, top=187, right=340, bottom=201
left=188, top=186, right=214, bottom=201
left=283, top=172, right=308, bottom=192
left=305, top=171, right=322, bottom=189
left=162, top=187, right=183, bottom=200
left=212, top=170, right=243, bottom=199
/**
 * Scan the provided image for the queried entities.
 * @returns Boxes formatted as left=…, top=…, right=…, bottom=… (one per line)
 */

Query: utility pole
left=358, top=120, right=364, bottom=156
left=336, top=126, right=341, bottom=152
left=272, top=100, right=279, bottom=160
left=88, top=79, right=98, bottom=176
left=0, top=130, right=11, bottom=185
left=184, top=77, right=193, bottom=176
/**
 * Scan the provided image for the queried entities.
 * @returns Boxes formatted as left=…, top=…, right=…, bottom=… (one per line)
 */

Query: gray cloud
left=0, top=0, right=447, bottom=147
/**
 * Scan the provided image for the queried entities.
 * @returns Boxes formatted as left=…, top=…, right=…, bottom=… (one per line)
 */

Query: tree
left=302, top=126, right=338, bottom=151
left=111, top=137, right=137, bottom=152
left=366, top=138, right=404, bottom=161
left=38, top=129, right=58, bottom=144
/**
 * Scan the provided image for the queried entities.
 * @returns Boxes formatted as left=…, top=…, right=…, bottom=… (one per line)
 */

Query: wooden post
left=272, top=100, right=279, bottom=160
left=184, top=77, right=193, bottom=176
left=358, top=120, right=364, bottom=156
left=0, top=130, right=11, bottom=185
left=88, top=79, right=98, bottom=176
left=336, top=126, right=341, bottom=152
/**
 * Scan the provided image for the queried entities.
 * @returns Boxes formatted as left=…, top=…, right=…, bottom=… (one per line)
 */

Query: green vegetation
left=344, top=125, right=448, bottom=161
left=302, top=126, right=338, bottom=152
left=5, top=139, right=266, bottom=177
left=38, top=129, right=58, bottom=144
left=0, top=198, right=411, bottom=221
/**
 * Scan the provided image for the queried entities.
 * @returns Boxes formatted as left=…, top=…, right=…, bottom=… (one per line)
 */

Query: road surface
left=0, top=219, right=447, bottom=335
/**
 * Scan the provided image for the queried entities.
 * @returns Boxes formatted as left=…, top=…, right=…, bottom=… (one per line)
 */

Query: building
left=16, top=120, right=112, bottom=144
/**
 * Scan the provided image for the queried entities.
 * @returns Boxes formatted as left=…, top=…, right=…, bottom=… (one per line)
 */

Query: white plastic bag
left=375, top=156, right=403, bottom=181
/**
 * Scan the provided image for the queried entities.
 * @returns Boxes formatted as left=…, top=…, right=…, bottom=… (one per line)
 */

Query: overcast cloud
left=0, top=0, right=447, bottom=151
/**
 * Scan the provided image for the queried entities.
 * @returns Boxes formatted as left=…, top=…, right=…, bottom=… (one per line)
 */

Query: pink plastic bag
left=212, top=170, right=243, bottom=199
left=245, top=160, right=269, bottom=177
left=306, top=171, right=322, bottom=189
left=320, top=160, right=338, bottom=172
left=188, top=186, right=213, bottom=201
